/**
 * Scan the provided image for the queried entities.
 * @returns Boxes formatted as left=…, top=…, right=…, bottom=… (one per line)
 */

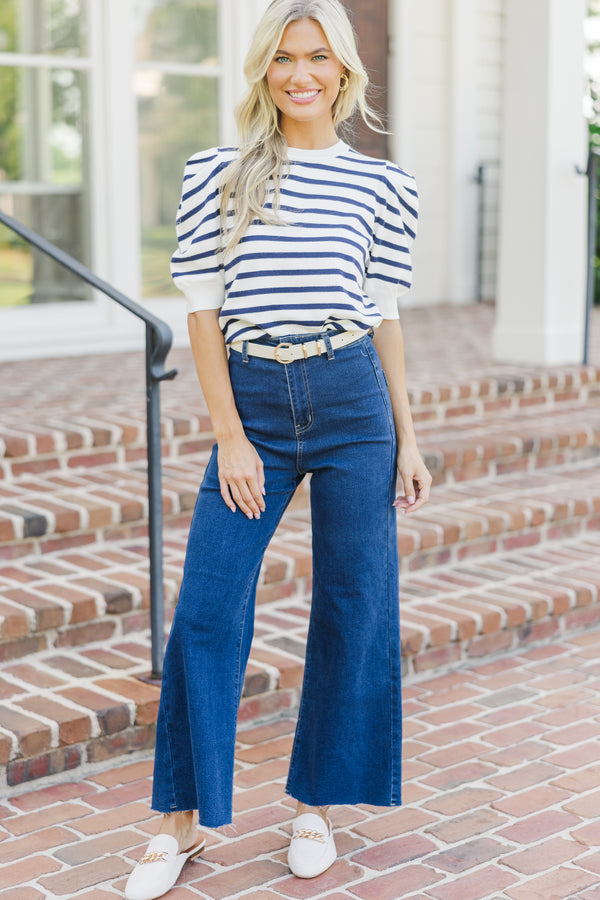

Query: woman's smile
left=287, top=88, right=322, bottom=103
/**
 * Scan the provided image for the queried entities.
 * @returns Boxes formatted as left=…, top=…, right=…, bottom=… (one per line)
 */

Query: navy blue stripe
left=181, top=159, right=227, bottom=197
left=292, top=158, right=386, bottom=178
left=374, top=236, right=410, bottom=254
left=226, top=286, right=377, bottom=308
left=225, top=269, right=357, bottom=292
left=386, top=192, right=418, bottom=223
left=229, top=267, right=357, bottom=283
left=368, top=255, right=412, bottom=272
left=282, top=174, right=379, bottom=205
left=224, top=250, right=363, bottom=276
left=179, top=213, right=220, bottom=245
left=224, top=300, right=374, bottom=316
left=385, top=164, right=418, bottom=193
left=266, top=203, right=371, bottom=233
left=179, top=190, right=221, bottom=226
left=225, top=318, right=372, bottom=343
left=374, top=215, right=408, bottom=241
left=278, top=186, right=376, bottom=217
left=173, top=265, right=221, bottom=279
left=238, top=232, right=368, bottom=262
left=366, top=272, right=411, bottom=288
left=172, top=247, right=217, bottom=264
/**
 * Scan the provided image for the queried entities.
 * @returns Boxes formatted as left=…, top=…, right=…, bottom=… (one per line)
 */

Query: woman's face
left=266, top=18, right=345, bottom=137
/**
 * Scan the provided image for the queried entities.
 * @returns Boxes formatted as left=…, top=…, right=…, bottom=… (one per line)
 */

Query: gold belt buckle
left=273, top=342, right=295, bottom=364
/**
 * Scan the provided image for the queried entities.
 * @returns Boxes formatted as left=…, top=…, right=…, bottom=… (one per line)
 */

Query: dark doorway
left=342, top=0, right=389, bottom=159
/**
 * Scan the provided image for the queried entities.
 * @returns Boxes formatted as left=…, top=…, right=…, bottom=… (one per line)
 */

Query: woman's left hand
left=394, top=443, right=432, bottom=514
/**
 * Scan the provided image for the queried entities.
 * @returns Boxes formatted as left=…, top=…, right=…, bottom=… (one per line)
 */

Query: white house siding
left=390, top=0, right=505, bottom=307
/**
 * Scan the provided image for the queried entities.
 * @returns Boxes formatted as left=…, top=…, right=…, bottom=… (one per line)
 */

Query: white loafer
left=124, top=833, right=205, bottom=900
left=287, top=812, right=336, bottom=879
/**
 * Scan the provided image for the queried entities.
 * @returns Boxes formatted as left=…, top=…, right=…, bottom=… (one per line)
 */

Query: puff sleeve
left=170, top=149, right=227, bottom=312
left=363, top=162, right=418, bottom=319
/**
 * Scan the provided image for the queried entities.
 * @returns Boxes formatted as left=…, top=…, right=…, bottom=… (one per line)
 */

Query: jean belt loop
left=242, top=340, right=249, bottom=364
left=323, top=332, right=335, bottom=360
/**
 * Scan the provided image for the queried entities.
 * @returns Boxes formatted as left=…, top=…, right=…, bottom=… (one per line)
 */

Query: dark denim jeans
left=151, top=331, right=403, bottom=827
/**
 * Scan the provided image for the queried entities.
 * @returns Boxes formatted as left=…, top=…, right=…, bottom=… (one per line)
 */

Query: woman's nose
left=291, top=61, right=311, bottom=84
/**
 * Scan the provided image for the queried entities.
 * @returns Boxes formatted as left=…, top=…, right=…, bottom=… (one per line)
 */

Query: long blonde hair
left=220, top=0, right=383, bottom=254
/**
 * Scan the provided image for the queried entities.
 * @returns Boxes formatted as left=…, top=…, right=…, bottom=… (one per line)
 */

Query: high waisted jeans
left=151, top=331, right=402, bottom=827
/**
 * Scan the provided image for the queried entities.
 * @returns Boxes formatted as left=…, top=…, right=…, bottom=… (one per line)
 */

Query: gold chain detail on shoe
left=293, top=829, right=327, bottom=843
left=139, top=850, right=169, bottom=864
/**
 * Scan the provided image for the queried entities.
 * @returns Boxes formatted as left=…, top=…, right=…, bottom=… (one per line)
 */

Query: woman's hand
left=394, top=443, right=432, bottom=514
left=186, top=310, right=266, bottom=520
left=217, top=434, right=266, bottom=519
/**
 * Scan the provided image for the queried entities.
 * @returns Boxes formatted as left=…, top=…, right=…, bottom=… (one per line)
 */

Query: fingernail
left=407, top=496, right=415, bottom=504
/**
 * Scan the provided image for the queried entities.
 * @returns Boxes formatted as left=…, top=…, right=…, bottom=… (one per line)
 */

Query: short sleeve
left=170, top=149, right=227, bottom=313
left=363, top=162, right=418, bottom=319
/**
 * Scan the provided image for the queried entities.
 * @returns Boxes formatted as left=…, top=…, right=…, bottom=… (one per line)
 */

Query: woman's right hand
left=217, top=434, right=266, bottom=519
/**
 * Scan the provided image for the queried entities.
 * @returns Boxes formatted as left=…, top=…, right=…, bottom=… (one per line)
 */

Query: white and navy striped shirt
left=171, top=139, right=418, bottom=344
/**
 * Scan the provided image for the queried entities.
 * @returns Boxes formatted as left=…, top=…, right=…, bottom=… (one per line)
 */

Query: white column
left=92, top=0, right=141, bottom=302
left=448, top=0, right=479, bottom=305
left=222, top=0, right=272, bottom=143
left=493, top=0, right=588, bottom=365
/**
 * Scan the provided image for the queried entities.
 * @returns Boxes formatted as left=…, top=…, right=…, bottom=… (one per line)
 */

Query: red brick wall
left=341, top=0, right=389, bottom=159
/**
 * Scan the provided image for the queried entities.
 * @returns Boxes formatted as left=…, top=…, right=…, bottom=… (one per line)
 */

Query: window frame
left=0, top=0, right=232, bottom=359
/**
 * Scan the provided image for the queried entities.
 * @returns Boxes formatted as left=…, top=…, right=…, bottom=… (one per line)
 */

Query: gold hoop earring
left=339, top=73, right=349, bottom=92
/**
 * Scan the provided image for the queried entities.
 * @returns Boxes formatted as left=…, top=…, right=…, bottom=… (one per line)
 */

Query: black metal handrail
left=577, top=147, right=600, bottom=366
left=474, top=161, right=500, bottom=304
left=0, top=210, right=177, bottom=679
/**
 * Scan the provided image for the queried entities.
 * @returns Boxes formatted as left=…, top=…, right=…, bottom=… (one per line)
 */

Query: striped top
left=171, top=139, right=418, bottom=344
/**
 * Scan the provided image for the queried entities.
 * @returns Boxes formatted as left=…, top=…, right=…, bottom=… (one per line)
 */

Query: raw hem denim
left=151, top=332, right=403, bottom=826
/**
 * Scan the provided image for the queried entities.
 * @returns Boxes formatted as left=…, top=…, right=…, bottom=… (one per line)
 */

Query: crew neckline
left=286, top=139, right=347, bottom=161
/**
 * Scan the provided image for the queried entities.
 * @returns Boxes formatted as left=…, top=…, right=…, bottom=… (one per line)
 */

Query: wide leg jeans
left=151, top=332, right=403, bottom=827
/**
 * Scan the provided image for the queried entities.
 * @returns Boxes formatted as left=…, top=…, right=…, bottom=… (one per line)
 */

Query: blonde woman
left=125, top=1, right=431, bottom=898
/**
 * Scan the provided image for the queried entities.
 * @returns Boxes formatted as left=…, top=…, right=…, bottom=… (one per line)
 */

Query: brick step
left=0, top=455, right=309, bottom=560
left=0, top=409, right=215, bottom=482
left=2, top=362, right=599, bottom=481
left=1, top=459, right=600, bottom=665
left=420, top=403, right=600, bottom=484
left=2, top=529, right=600, bottom=791
left=2, top=394, right=599, bottom=560
left=407, top=362, right=600, bottom=424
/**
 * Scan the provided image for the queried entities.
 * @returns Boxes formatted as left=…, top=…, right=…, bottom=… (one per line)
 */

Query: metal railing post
left=581, top=149, right=599, bottom=366
left=474, top=161, right=499, bottom=303
left=146, top=324, right=166, bottom=678
left=475, top=164, right=485, bottom=304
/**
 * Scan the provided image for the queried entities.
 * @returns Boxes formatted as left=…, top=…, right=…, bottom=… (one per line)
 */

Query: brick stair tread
left=1, top=390, right=599, bottom=555
left=0, top=457, right=312, bottom=561
left=2, top=529, right=600, bottom=789
left=1, top=460, right=600, bottom=655
left=2, top=360, right=599, bottom=472
left=418, top=404, right=600, bottom=480
left=3, top=339, right=599, bottom=417
left=1, top=451, right=599, bottom=569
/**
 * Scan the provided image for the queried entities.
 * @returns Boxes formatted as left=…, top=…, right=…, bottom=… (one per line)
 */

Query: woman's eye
left=275, top=55, right=290, bottom=63
left=313, top=55, right=327, bottom=61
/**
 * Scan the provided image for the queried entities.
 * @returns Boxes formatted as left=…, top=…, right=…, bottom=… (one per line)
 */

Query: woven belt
left=229, top=330, right=365, bottom=364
